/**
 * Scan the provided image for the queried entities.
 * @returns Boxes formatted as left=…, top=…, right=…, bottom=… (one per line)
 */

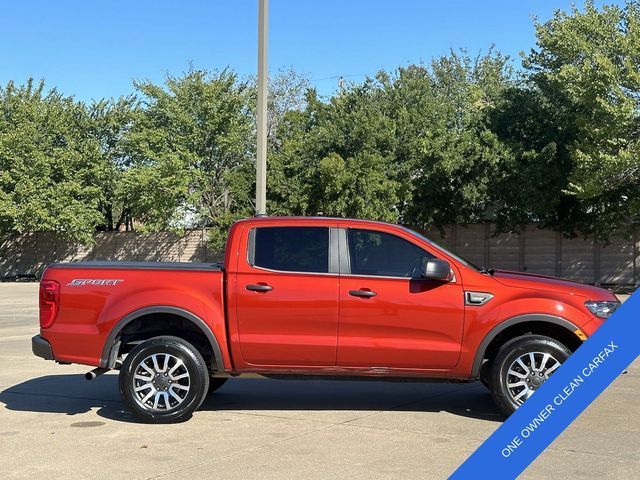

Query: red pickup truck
left=32, top=216, right=620, bottom=423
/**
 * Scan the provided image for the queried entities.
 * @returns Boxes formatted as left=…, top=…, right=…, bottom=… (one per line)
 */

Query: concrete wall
left=1, top=224, right=638, bottom=285
left=0, top=229, right=218, bottom=279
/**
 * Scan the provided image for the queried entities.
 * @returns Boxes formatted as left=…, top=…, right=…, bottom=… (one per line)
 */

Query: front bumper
left=32, top=335, right=54, bottom=360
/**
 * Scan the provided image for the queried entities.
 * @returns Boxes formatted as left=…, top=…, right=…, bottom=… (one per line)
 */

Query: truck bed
left=39, top=261, right=227, bottom=368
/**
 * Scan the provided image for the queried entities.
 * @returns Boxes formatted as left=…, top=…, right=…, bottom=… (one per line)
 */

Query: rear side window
left=252, top=227, right=329, bottom=273
left=347, top=229, right=433, bottom=278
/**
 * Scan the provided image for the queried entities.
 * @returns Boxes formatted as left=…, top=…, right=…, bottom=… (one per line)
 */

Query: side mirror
left=421, top=258, right=453, bottom=282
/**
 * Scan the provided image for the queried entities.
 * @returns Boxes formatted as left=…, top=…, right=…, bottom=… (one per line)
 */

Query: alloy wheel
left=505, top=351, right=561, bottom=405
left=131, top=353, right=191, bottom=411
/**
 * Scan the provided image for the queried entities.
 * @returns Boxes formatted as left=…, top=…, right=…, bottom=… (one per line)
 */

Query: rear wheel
left=490, top=335, right=571, bottom=416
left=119, top=336, right=209, bottom=423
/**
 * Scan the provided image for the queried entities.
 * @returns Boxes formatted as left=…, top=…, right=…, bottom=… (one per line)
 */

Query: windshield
left=400, top=226, right=481, bottom=271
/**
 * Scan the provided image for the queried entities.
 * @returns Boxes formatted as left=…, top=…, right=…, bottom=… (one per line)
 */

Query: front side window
left=347, top=229, right=433, bottom=278
left=252, top=227, right=329, bottom=273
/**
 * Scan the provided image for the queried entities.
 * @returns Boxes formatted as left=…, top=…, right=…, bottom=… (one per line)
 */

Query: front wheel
left=119, top=336, right=209, bottom=423
left=490, top=335, right=571, bottom=416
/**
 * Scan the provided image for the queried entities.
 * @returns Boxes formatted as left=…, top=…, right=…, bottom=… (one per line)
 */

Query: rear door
left=234, top=224, right=339, bottom=367
left=337, top=226, right=464, bottom=369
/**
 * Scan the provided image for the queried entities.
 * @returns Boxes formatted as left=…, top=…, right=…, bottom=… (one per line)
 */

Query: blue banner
left=450, top=291, right=639, bottom=479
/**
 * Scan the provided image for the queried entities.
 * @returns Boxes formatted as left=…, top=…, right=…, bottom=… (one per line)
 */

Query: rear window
left=252, top=227, right=329, bottom=273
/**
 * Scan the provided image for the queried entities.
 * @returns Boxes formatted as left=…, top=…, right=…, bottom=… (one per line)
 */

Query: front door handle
left=246, top=284, right=273, bottom=292
left=349, top=289, right=377, bottom=298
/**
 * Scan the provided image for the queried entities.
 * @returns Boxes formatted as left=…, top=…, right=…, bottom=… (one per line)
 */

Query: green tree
left=268, top=82, right=402, bottom=221
left=0, top=79, right=105, bottom=242
left=88, top=96, right=137, bottom=231
left=487, top=81, right=581, bottom=233
left=3, top=2, right=637, bottom=246
left=521, top=0, right=640, bottom=236
left=309, top=81, right=401, bottom=220
left=382, top=52, right=514, bottom=229
left=267, top=67, right=311, bottom=147
left=122, top=69, right=254, bottom=238
left=268, top=52, right=515, bottom=229
left=231, top=68, right=315, bottom=218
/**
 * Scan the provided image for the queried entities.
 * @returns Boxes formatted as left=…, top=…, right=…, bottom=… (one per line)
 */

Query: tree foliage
left=89, top=96, right=137, bottom=231
left=0, top=80, right=105, bottom=242
left=123, top=69, right=254, bottom=233
left=0, top=1, right=638, bottom=246
left=525, top=0, right=640, bottom=236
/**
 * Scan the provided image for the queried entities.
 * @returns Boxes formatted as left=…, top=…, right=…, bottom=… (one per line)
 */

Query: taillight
left=39, top=280, right=59, bottom=328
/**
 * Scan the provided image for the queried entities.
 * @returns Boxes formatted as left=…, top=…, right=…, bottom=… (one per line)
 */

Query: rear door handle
left=349, top=289, right=377, bottom=298
left=246, top=284, right=273, bottom=292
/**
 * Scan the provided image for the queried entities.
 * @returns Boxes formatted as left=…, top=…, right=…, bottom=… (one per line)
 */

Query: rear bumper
left=32, top=335, right=54, bottom=361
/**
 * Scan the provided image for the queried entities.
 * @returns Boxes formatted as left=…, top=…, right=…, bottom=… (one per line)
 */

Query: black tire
left=119, top=336, right=209, bottom=423
left=208, top=377, right=228, bottom=395
left=490, top=335, right=571, bottom=416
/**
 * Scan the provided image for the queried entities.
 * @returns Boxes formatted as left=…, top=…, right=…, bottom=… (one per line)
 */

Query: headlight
left=584, top=301, right=620, bottom=319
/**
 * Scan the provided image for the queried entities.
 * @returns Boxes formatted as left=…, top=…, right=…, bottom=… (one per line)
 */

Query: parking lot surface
left=0, top=283, right=637, bottom=479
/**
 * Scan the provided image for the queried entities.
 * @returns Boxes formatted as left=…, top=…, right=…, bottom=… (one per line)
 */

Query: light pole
left=255, top=0, right=268, bottom=215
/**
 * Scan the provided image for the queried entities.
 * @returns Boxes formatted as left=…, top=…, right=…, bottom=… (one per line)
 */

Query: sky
left=0, top=0, right=622, bottom=102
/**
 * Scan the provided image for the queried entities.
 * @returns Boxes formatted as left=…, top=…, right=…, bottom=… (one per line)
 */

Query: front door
left=337, top=227, right=464, bottom=370
left=235, top=225, right=339, bottom=367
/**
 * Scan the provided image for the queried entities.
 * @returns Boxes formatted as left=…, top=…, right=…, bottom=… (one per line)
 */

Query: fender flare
left=470, top=313, right=581, bottom=378
left=99, top=306, right=225, bottom=372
